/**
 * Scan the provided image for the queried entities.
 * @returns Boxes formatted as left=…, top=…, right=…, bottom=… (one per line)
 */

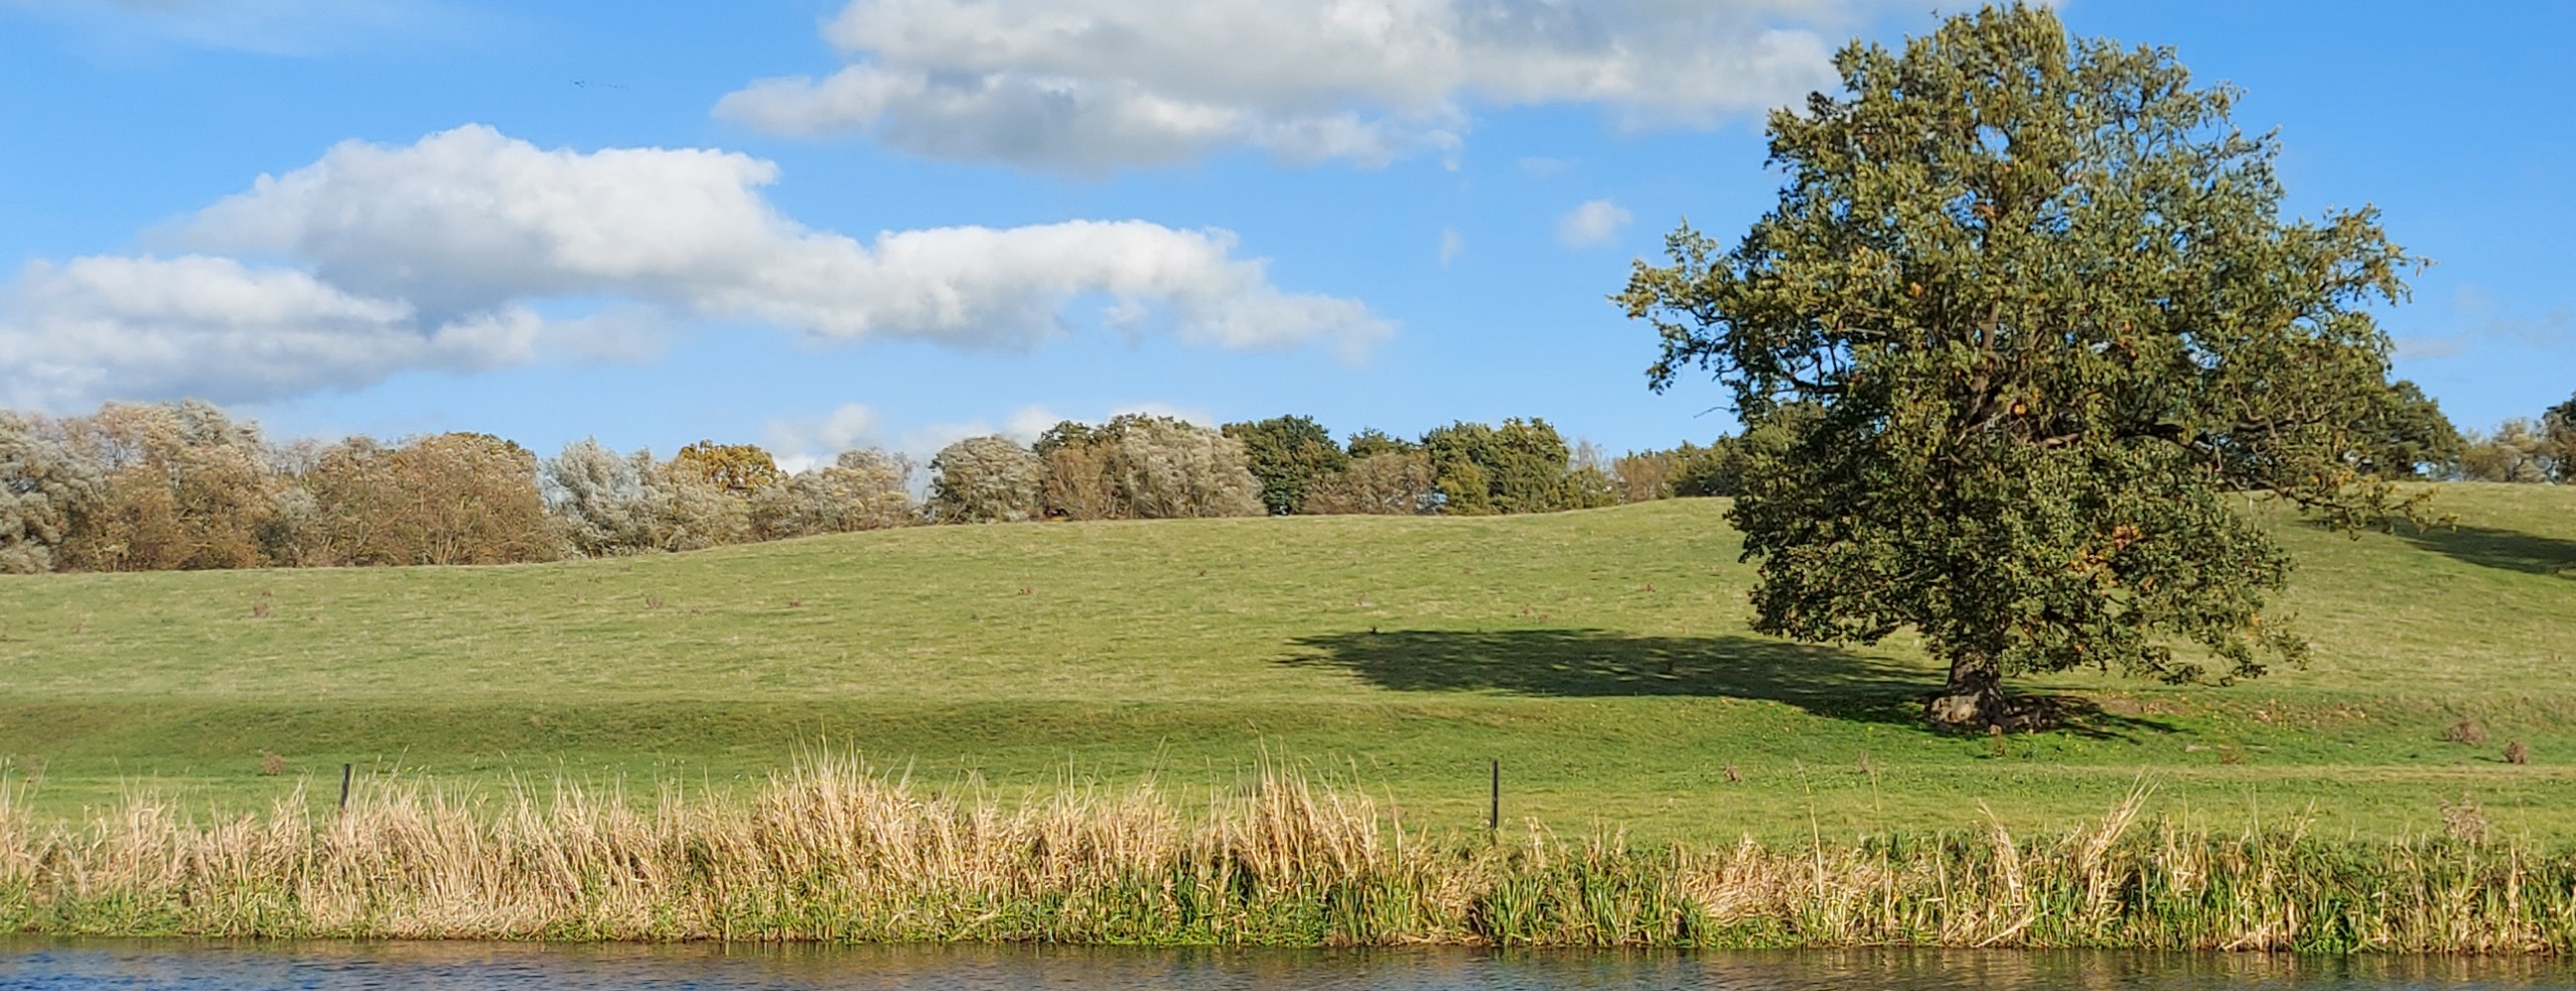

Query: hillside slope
left=3, top=484, right=2571, bottom=841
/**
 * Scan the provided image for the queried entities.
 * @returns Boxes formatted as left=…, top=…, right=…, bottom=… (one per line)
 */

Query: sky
left=1, top=0, right=2568, bottom=468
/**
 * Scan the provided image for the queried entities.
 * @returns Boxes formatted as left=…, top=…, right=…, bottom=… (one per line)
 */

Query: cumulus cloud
left=185, top=125, right=1388, bottom=352
left=766, top=402, right=887, bottom=467
left=1556, top=199, right=1633, bottom=248
left=0, top=125, right=1384, bottom=410
left=1438, top=228, right=1465, bottom=267
left=714, top=0, right=1847, bottom=171
left=0, top=254, right=532, bottom=410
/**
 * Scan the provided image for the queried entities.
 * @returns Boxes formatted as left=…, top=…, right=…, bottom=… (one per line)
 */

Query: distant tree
left=930, top=435, right=1044, bottom=523
left=1619, top=5, right=2420, bottom=726
left=1035, top=420, right=1122, bottom=520
left=670, top=441, right=785, bottom=496
left=1221, top=415, right=1351, bottom=515
left=2546, top=392, right=2576, bottom=483
left=2460, top=420, right=2553, bottom=484
left=303, top=433, right=555, bottom=565
left=1344, top=428, right=1417, bottom=460
left=57, top=401, right=277, bottom=571
left=1610, top=448, right=1679, bottom=502
left=1097, top=414, right=1264, bottom=518
left=0, top=411, right=103, bottom=574
left=2352, top=380, right=2465, bottom=480
left=754, top=449, right=918, bottom=537
left=541, top=438, right=656, bottom=556
left=1564, top=439, right=1620, bottom=509
left=1421, top=418, right=1574, bottom=514
left=643, top=458, right=756, bottom=550
left=1305, top=450, right=1436, bottom=515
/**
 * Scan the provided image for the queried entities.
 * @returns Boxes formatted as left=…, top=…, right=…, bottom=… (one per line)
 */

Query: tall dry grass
left=3, top=764, right=2572, bottom=951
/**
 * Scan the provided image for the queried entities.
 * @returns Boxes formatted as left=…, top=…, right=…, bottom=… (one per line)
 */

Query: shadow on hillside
left=2393, top=524, right=2576, bottom=577
left=1281, top=628, right=2174, bottom=740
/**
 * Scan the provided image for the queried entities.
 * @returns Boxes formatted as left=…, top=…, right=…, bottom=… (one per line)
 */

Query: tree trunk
left=1926, top=651, right=2004, bottom=728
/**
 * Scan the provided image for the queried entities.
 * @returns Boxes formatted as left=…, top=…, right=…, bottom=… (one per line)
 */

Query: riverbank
left=6, top=762, right=2571, bottom=952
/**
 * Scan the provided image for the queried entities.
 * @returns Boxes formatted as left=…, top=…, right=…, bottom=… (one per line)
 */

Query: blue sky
left=1, top=1, right=2567, bottom=467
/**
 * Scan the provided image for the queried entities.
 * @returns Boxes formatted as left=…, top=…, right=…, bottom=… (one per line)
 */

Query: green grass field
left=3, top=484, right=2571, bottom=844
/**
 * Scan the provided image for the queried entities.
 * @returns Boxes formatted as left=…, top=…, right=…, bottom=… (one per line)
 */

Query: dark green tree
left=2546, top=392, right=2576, bottom=484
left=1344, top=428, right=1417, bottom=459
left=1221, top=415, right=1351, bottom=514
left=1421, top=418, right=1574, bottom=514
left=1618, top=5, right=2419, bottom=726
left=2352, top=380, right=2465, bottom=480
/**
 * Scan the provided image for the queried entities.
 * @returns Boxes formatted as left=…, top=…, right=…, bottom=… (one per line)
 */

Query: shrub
left=754, top=449, right=918, bottom=538
left=1304, top=451, right=1435, bottom=515
left=930, top=436, right=1043, bottom=523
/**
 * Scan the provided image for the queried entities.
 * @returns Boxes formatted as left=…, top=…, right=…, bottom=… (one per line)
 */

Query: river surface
left=3, top=940, right=2571, bottom=990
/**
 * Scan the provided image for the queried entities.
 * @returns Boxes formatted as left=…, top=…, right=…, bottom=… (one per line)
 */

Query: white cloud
left=1438, top=227, right=1465, bottom=267
left=1556, top=199, right=1633, bottom=248
left=185, top=125, right=1389, bottom=352
left=1000, top=405, right=1061, bottom=443
left=0, top=254, right=533, bottom=410
left=714, top=0, right=1847, bottom=171
left=766, top=402, right=887, bottom=466
left=0, top=125, right=1387, bottom=411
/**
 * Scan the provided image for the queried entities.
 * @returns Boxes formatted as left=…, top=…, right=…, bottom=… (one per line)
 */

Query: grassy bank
left=6, top=761, right=2573, bottom=952
left=2, top=484, right=2572, bottom=842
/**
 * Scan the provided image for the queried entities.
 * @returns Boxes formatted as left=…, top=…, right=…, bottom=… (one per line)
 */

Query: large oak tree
left=1619, top=5, right=2419, bottom=726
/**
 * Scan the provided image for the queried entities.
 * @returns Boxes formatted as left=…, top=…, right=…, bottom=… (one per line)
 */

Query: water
left=2, top=940, right=2570, bottom=990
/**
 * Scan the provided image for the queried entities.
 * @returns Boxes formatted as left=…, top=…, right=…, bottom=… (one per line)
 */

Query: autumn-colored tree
left=1621, top=5, right=2419, bottom=725
left=56, top=401, right=277, bottom=571
left=1035, top=421, right=1122, bottom=520
left=2460, top=420, right=2554, bottom=484
left=670, top=441, right=785, bottom=496
left=1304, top=450, right=1436, bottom=515
left=299, top=433, right=555, bottom=566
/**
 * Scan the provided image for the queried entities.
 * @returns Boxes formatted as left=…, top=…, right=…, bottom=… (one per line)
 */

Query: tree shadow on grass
left=1282, top=628, right=2175, bottom=741
left=2390, top=524, right=2576, bottom=577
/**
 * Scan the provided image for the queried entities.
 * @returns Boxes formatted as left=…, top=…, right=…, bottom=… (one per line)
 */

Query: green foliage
left=1221, top=415, right=1351, bottom=515
left=1619, top=5, right=2419, bottom=721
left=1421, top=418, right=1576, bottom=515
left=2546, top=393, right=2576, bottom=484
left=5, top=487, right=2576, bottom=841
left=1343, top=428, right=1417, bottom=460
left=2354, top=380, right=2466, bottom=480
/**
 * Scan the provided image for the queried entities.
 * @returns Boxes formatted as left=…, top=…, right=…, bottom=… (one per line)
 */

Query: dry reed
left=3, top=764, right=2573, bottom=952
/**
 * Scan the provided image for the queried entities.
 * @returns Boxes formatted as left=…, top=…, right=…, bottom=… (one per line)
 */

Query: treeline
left=3, top=385, right=2557, bottom=575
left=0, top=403, right=1777, bottom=574
left=2445, top=392, right=2576, bottom=484
left=2352, top=385, right=2576, bottom=484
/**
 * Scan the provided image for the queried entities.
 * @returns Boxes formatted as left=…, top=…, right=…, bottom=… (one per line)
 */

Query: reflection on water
left=2, top=940, right=2572, bottom=990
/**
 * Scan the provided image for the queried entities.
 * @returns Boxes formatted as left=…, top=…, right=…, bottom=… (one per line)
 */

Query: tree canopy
left=1618, top=4, right=2419, bottom=726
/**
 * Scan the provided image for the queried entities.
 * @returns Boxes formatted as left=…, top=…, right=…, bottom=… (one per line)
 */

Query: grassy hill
left=3, top=483, right=2571, bottom=843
